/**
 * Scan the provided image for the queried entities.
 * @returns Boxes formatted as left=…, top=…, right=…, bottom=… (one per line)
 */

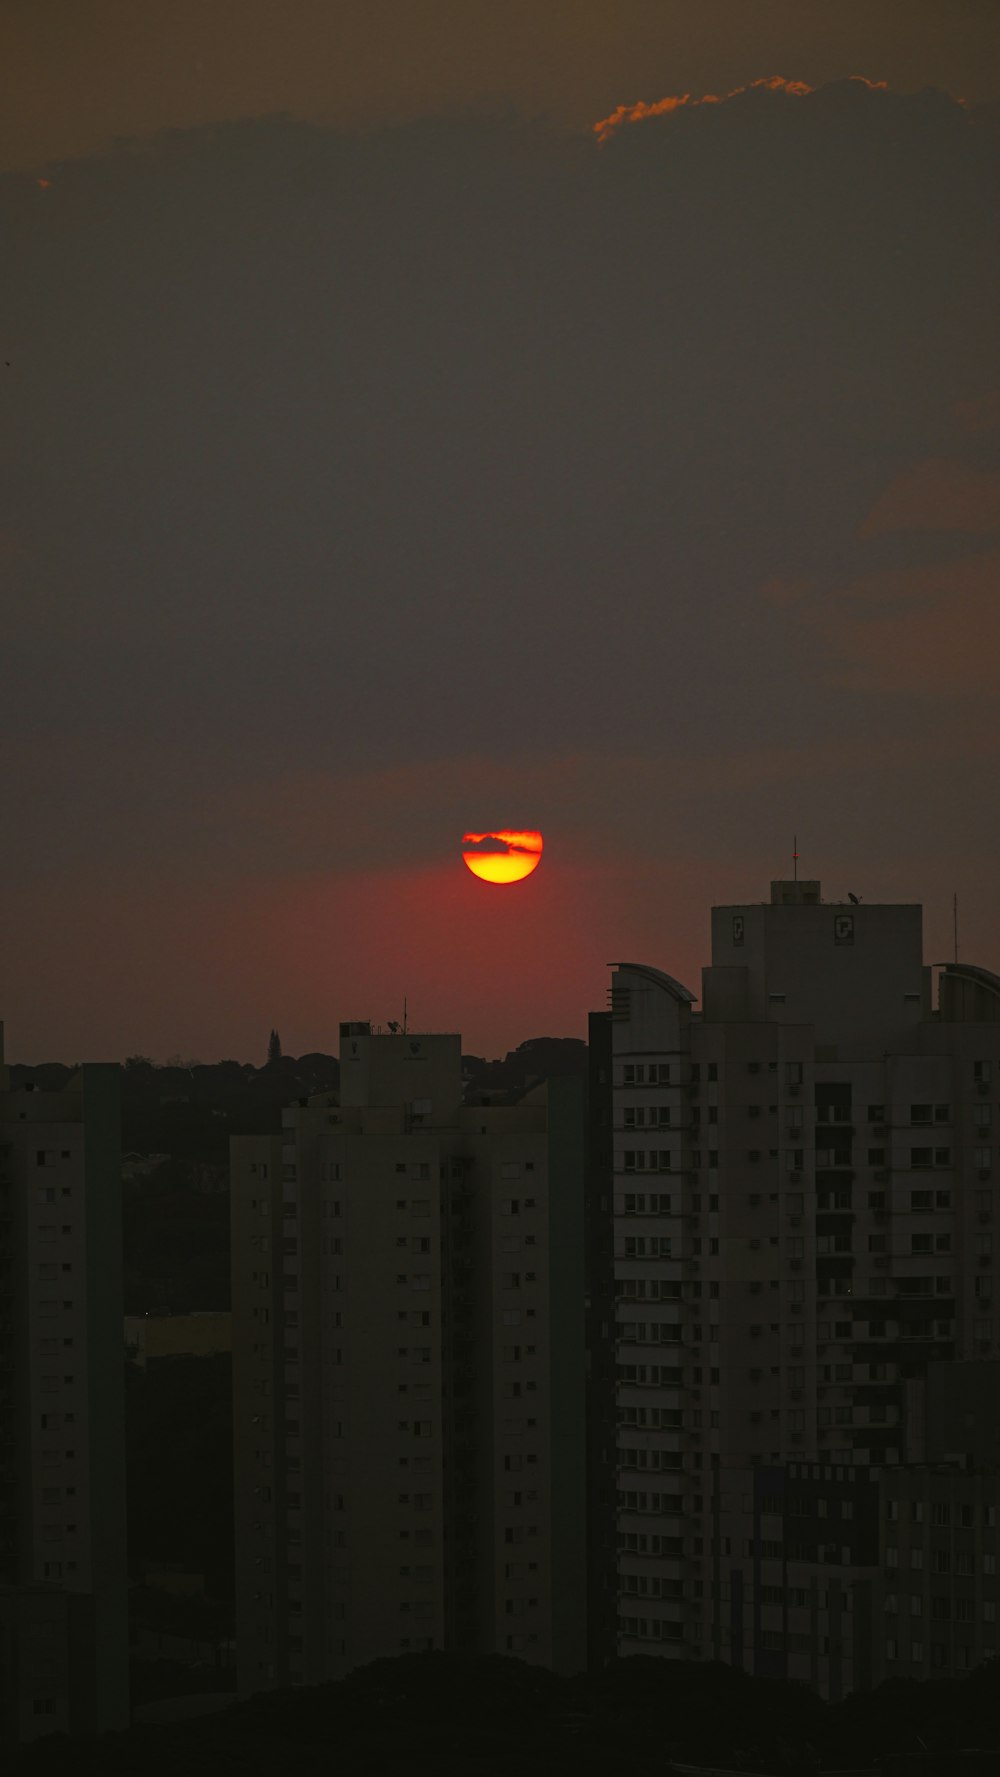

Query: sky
left=2, top=2, right=1000, bottom=1062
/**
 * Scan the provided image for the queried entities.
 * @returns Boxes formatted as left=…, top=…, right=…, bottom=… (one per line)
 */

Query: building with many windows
left=231, top=1023, right=586, bottom=1695
left=595, top=880, right=1000, bottom=1685
left=0, top=1023, right=128, bottom=1742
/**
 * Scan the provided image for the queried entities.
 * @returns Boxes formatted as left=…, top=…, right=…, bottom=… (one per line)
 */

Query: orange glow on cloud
left=462, top=829, right=543, bottom=885
left=593, top=73, right=890, bottom=144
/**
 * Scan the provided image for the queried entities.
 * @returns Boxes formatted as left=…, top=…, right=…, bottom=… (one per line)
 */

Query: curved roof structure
left=942, top=961, right=1000, bottom=998
left=610, top=962, right=697, bottom=1005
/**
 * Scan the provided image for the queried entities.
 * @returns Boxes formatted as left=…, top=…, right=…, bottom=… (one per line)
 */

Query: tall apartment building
left=708, top=1452, right=1000, bottom=1697
left=598, top=880, right=1000, bottom=1679
left=0, top=1023, right=128, bottom=1742
left=231, top=1023, right=586, bottom=1696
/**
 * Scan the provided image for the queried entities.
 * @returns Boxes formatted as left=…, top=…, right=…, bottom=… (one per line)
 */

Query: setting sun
left=462, top=829, right=544, bottom=884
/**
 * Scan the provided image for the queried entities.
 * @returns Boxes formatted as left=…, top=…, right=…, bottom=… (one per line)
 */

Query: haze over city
left=2, top=3, right=999, bottom=1061
left=5, top=8, right=1000, bottom=1769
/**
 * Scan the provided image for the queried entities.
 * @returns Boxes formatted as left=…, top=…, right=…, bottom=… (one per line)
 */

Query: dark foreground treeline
left=12, top=1651, right=1000, bottom=1775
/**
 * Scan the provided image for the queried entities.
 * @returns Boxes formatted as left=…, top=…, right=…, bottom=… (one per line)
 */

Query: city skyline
left=6, top=3, right=1000, bottom=1751
left=5, top=873, right=1000, bottom=1737
left=1, top=860, right=992, bottom=1065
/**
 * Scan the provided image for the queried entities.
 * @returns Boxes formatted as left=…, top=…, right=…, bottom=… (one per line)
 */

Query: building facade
left=600, top=881, right=1000, bottom=1684
left=709, top=1447, right=1000, bottom=1695
left=0, top=1023, right=128, bottom=1741
left=231, top=1024, right=587, bottom=1695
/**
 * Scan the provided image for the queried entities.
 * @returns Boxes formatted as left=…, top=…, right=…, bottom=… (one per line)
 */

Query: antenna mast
left=953, top=894, right=959, bottom=965
left=792, top=834, right=799, bottom=884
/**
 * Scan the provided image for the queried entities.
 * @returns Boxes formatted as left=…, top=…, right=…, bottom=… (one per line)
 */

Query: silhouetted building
left=0, top=1023, right=128, bottom=1741
left=585, top=1010, right=618, bottom=1669
left=710, top=1459, right=881, bottom=1697
left=231, top=1024, right=586, bottom=1694
left=871, top=1458, right=999, bottom=1682
left=595, top=880, right=1000, bottom=1688
left=711, top=1445, right=999, bottom=1694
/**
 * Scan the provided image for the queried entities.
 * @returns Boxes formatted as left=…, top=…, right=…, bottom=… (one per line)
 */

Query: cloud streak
left=593, top=73, right=819, bottom=144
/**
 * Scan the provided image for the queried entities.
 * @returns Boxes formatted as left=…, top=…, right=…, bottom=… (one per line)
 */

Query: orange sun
left=462, top=829, right=544, bottom=884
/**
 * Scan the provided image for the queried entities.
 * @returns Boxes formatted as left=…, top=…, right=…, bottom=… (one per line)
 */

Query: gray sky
left=2, top=8, right=999, bottom=1060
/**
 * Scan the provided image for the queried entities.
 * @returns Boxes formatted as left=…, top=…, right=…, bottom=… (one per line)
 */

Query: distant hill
left=11, top=1041, right=586, bottom=1314
left=11, top=1036, right=587, bottom=1162
left=463, top=1036, right=588, bottom=1102
left=10, top=1053, right=341, bottom=1166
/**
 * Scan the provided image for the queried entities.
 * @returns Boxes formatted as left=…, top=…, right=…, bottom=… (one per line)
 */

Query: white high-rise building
left=604, top=881, right=1000, bottom=1677
left=0, top=1023, right=128, bottom=1742
left=231, top=1023, right=586, bottom=1695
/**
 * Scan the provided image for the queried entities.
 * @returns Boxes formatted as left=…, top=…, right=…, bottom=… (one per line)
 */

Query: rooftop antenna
left=954, top=892, right=959, bottom=965
left=403, top=996, right=408, bottom=1036
left=792, top=834, right=799, bottom=883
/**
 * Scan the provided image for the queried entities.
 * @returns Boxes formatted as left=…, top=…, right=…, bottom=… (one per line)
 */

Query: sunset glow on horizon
left=462, top=830, right=544, bottom=885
